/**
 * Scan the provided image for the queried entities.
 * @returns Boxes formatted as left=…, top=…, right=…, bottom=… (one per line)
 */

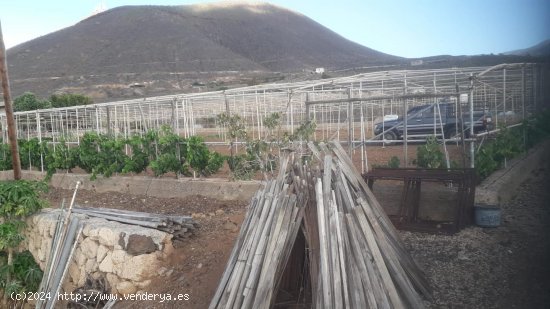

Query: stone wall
left=475, top=139, right=550, bottom=206
left=24, top=209, right=174, bottom=295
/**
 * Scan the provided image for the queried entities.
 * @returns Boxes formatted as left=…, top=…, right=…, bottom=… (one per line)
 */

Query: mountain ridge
left=4, top=2, right=546, bottom=101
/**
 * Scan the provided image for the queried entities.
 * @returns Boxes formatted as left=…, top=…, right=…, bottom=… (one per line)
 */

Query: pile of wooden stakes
left=72, top=207, right=199, bottom=241
left=37, top=182, right=84, bottom=309
left=210, top=141, right=431, bottom=309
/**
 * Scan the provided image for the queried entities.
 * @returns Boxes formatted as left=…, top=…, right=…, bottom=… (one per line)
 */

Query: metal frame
left=1, top=63, right=548, bottom=171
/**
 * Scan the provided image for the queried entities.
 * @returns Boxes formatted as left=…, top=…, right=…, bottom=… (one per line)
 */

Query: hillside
left=5, top=2, right=403, bottom=100
left=505, top=39, right=550, bottom=57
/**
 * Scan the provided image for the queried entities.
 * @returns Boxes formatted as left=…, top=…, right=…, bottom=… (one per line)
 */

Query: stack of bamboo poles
left=210, top=142, right=431, bottom=309
left=37, top=183, right=84, bottom=309
left=72, top=207, right=198, bottom=241
left=209, top=153, right=313, bottom=308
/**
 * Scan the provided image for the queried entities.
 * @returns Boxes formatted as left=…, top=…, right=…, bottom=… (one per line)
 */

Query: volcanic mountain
left=5, top=2, right=404, bottom=100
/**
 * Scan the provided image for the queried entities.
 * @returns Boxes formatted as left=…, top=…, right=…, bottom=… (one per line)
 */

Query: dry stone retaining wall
left=24, top=209, right=174, bottom=295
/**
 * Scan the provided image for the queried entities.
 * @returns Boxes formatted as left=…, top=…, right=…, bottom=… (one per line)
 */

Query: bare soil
left=42, top=188, right=247, bottom=309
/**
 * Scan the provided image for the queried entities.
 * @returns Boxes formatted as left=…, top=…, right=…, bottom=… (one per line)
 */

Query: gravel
left=401, top=166, right=550, bottom=309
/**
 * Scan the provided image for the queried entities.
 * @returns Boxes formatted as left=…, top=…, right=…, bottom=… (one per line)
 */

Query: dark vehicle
left=373, top=102, right=493, bottom=140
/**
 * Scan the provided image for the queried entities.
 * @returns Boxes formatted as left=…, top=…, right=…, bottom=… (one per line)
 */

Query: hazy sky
left=1, top=0, right=549, bottom=58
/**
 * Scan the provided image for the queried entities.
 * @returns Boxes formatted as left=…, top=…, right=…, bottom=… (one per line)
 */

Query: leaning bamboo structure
left=210, top=142, right=431, bottom=308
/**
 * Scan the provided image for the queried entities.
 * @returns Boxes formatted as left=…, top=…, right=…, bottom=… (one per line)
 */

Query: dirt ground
left=43, top=189, right=248, bottom=309
left=37, top=144, right=549, bottom=309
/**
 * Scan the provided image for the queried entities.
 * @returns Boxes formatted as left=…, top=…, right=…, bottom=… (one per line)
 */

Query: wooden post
left=0, top=21, right=21, bottom=180
left=403, top=74, right=408, bottom=167
left=347, top=88, right=353, bottom=155
left=105, top=106, right=112, bottom=135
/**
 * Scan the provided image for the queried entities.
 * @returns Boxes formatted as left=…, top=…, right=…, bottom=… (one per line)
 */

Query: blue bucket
left=474, top=204, right=501, bottom=227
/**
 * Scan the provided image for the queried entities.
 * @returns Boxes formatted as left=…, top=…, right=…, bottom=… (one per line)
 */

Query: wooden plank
left=341, top=215, right=370, bottom=309
left=335, top=210, right=350, bottom=308
left=315, top=178, right=333, bottom=309
left=328, top=193, right=343, bottom=309
left=352, top=206, right=404, bottom=308
left=344, top=214, right=384, bottom=309
left=331, top=141, right=430, bottom=295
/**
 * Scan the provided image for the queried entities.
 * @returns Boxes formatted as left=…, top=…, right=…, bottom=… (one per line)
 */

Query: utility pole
left=0, top=21, right=22, bottom=180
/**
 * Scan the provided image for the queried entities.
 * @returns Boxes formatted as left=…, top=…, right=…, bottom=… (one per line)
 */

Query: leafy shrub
left=50, top=93, right=92, bottom=108
left=475, top=125, right=525, bottom=180
left=12, top=251, right=43, bottom=292
left=46, top=139, right=78, bottom=176
left=0, top=144, right=13, bottom=171
left=18, top=139, right=40, bottom=170
left=183, top=136, right=225, bottom=176
left=1, top=128, right=225, bottom=179
left=0, top=180, right=46, bottom=300
left=122, top=135, right=149, bottom=174
left=525, top=109, right=550, bottom=148
left=76, top=132, right=129, bottom=179
left=150, top=153, right=181, bottom=176
left=415, top=136, right=445, bottom=168
left=227, top=154, right=256, bottom=180
left=387, top=156, right=400, bottom=168
left=0, top=180, right=48, bottom=219
left=13, top=93, right=51, bottom=112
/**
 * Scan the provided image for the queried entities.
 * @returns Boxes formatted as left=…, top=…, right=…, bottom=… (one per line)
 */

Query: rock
left=157, top=267, right=168, bottom=276
left=98, top=252, right=113, bottom=273
left=135, top=279, right=152, bottom=288
left=223, top=221, right=238, bottom=232
left=125, top=234, right=158, bottom=256
left=106, top=273, right=120, bottom=294
left=97, top=245, right=109, bottom=263
left=75, top=248, right=87, bottom=267
left=111, top=249, right=127, bottom=265
left=116, top=281, right=137, bottom=295
left=215, top=209, right=225, bottom=216
left=68, top=262, right=81, bottom=284
left=80, top=237, right=99, bottom=259
left=98, top=227, right=119, bottom=247
left=49, top=224, right=56, bottom=237
left=85, top=258, right=97, bottom=273
left=118, top=253, right=159, bottom=281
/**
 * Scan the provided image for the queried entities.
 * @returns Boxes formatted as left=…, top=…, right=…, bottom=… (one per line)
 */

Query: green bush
left=13, top=93, right=51, bottom=112
left=50, top=93, right=92, bottom=108
left=415, top=136, right=445, bottom=168
left=387, top=156, right=400, bottom=168
left=0, top=144, right=12, bottom=171
left=0, top=128, right=225, bottom=179
left=0, top=180, right=46, bottom=301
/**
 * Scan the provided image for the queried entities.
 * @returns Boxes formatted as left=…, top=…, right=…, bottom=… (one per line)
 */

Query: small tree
left=291, top=120, right=317, bottom=142
left=0, top=180, right=47, bottom=304
left=415, top=136, right=445, bottom=168
left=217, top=113, right=247, bottom=158
left=13, top=92, right=51, bottom=112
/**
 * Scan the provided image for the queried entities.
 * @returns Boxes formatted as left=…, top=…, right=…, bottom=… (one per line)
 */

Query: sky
left=0, top=0, right=549, bottom=58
